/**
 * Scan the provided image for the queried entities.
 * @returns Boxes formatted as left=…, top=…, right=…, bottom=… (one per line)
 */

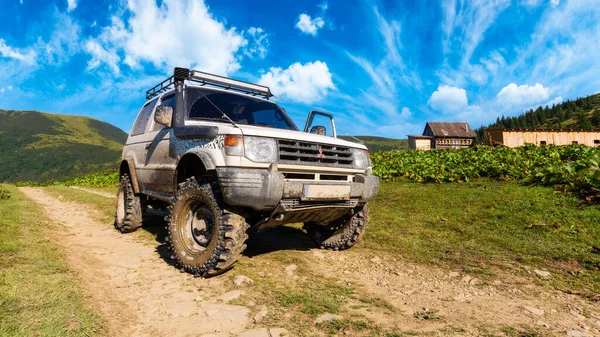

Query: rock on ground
left=233, top=275, right=254, bottom=286
left=218, top=290, right=245, bottom=303
left=314, top=313, right=343, bottom=324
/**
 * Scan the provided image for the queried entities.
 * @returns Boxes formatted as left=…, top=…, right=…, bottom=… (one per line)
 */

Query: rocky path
left=20, top=188, right=285, bottom=337
left=20, top=187, right=600, bottom=337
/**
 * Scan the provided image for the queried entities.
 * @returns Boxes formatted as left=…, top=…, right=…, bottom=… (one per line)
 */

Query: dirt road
left=20, top=187, right=600, bottom=337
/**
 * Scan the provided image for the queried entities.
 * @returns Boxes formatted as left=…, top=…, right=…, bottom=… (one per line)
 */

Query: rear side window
left=131, top=99, right=157, bottom=136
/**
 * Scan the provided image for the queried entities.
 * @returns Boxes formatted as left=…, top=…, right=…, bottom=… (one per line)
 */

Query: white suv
left=115, top=67, right=379, bottom=276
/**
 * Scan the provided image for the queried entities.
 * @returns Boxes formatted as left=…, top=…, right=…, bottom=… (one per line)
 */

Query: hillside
left=339, top=135, right=407, bottom=152
left=0, top=110, right=127, bottom=183
left=476, top=93, right=600, bottom=140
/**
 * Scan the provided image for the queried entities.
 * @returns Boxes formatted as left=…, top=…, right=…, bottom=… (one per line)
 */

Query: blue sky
left=1, top=0, right=599, bottom=138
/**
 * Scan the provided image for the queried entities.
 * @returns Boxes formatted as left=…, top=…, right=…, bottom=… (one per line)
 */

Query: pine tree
left=591, top=109, right=600, bottom=127
left=578, top=112, right=593, bottom=129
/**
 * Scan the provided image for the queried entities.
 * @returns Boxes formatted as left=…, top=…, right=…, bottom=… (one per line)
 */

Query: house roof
left=425, top=122, right=476, bottom=138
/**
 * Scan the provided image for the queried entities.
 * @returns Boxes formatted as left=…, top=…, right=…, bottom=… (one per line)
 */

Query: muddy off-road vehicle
left=115, top=67, right=379, bottom=276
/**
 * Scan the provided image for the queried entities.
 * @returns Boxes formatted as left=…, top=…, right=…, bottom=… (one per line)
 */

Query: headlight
left=352, top=148, right=370, bottom=169
left=244, top=136, right=277, bottom=163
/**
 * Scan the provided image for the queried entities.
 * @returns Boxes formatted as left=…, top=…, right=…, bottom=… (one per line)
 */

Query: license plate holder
left=302, top=185, right=351, bottom=201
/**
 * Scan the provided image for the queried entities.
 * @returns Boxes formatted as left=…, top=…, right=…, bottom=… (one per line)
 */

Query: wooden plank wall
left=491, top=130, right=600, bottom=147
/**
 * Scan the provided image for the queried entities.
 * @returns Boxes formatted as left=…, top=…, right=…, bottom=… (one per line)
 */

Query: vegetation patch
left=0, top=185, right=106, bottom=336
left=16, top=170, right=119, bottom=188
left=279, top=282, right=354, bottom=315
left=372, top=144, right=600, bottom=201
left=0, top=185, right=10, bottom=200
left=316, top=318, right=377, bottom=335
left=358, top=297, right=396, bottom=311
left=413, top=308, right=441, bottom=321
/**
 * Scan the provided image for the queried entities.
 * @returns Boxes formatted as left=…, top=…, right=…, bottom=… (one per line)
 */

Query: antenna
left=345, top=133, right=365, bottom=145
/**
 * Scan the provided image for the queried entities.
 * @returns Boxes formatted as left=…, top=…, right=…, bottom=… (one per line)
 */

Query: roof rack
left=145, top=67, right=274, bottom=100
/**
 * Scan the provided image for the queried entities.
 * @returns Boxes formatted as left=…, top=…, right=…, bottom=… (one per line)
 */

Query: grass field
left=367, top=180, right=600, bottom=296
left=0, top=185, right=106, bottom=337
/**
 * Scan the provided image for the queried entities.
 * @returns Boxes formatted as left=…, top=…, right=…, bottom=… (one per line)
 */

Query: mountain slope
left=476, top=93, right=600, bottom=141
left=0, top=110, right=127, bottom=183
left=340, top=135, right=407, bottom=152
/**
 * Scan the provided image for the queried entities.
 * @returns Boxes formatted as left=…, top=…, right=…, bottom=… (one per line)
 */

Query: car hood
left=236, top=124, right=368, bottom=150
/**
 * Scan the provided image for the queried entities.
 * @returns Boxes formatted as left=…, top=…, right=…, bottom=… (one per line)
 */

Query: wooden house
left=487, top=129, right=600, bottom=147
left=408, top=122, right=476, bottom=150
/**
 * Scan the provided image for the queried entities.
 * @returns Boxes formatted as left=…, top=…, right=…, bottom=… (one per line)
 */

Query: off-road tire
left=166, top=178, right=249, bottom=277
left=304, top=204, right=369, bottom=250
left=114, top=174, right=143, bottom=233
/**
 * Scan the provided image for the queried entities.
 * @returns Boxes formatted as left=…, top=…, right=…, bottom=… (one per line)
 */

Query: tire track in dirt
left=20, top=187, right=252, bottom=337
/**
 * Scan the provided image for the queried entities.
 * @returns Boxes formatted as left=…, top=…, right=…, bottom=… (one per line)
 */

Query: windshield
left=186, top=87, right=298, bottom=130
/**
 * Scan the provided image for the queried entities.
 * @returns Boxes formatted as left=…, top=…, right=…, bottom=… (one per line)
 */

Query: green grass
left=0, top=185, right=106, bottom=336
left=365, top=179, right=600, bottom=295
left=279, top=281, right=354, bottom=315
left=340, top=135, right=407, bottom=152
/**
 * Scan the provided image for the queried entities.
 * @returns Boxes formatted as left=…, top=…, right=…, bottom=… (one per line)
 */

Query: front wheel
left=166, top=178, right=249, bottom=277
left=304, top=204, right=369, bottom=250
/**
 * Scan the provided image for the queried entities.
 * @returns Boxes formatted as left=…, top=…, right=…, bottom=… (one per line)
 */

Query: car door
left=143, top=93, right=178, bottom=194
left=127, top=99, right=158, bottom=193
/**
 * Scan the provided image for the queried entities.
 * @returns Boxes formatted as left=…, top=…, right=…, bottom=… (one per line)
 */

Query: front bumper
left=216, top=165, right=379, bottom=211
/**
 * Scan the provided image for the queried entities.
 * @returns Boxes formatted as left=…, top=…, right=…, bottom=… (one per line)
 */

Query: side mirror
left=154, top=105, right=173, bottom=128
left=304, top=110, right=337, bottom=138
left=310, top=125, right=327, bottom=136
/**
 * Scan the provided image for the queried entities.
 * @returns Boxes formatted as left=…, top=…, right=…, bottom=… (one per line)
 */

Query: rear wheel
left=114, top=174, right=143, bottom=233
left=304, top=204, right=369, bottom=250
left=166, top=178, right=249, bottom=276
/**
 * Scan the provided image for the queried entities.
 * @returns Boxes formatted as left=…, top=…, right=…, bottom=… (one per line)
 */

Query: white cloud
left=428, top=85, right=468, bottom=113
left=42, top=12, right=81, bottom=65
left=441, top=0, right=510, bottom=62
left=0, top=86, right=14, bottom=94
left=258, top=61, right=335, bottom=104
left=295, top=1, right=329, bottom=36
left=85, top=40, right=120, bottom=75
left=243, top=27, right=268, bottom=59
left=67, top=0, right=77, bottom=12
left=86, top=0, right=262, bottom=76
left=0, top=39, right=36, bottom=64
left=496, top=83, right=550, bottom=107
left=551, top=0, right=559, bottom=5
left=295, top=14, right=325, bottom=36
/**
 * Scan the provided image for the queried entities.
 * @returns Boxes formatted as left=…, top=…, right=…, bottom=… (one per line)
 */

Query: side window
left=152, top=94, right=175, bottom=131
left=131, top=99, right=158, bottom=136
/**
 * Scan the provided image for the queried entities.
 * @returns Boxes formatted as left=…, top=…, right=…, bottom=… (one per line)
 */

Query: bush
left=0, top=186, right=11, bottom=200
left=371, top=144, right=600, bottom=199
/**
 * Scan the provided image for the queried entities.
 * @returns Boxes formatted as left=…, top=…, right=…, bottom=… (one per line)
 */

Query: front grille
left=278, top=139, right=354, bottom=167
left=280, top=198, right=359, bottom=211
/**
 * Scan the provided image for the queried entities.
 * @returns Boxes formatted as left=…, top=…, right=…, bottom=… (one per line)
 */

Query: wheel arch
left=175, top=151, right=217, bottom=186
left=120, top=158, right=141, bottom=194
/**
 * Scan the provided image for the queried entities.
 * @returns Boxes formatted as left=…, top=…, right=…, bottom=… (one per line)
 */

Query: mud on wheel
left=115, top=174, right=143, bottom=233
left=304, top=204, right=369, bottom=250
left=166, top=178, right=249, bottom=277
